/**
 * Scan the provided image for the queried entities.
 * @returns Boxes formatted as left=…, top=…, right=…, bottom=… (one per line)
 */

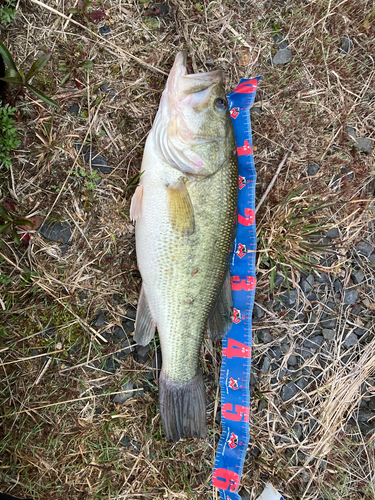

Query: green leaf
left=68, top=8, right=79, bottom=13
left=13, top=218, right=33, bottom=226
left=24, top=84, right=58, bottom=107
left=78, top=60, right=94, bottom=69
left=58, top=65, right=69, bottom=71
left=0, top=40, right=18, bottom=71
left=0, top=222, right=12, bottom=233
left=60, top=72, right=71, bottom=85
left=12, top=227, right=20, bottom=244
left=0, top=76, right=23, bottom=85
left=25, top=51, right=52, bottom=82
left=0, top=205, right=11, bottom=220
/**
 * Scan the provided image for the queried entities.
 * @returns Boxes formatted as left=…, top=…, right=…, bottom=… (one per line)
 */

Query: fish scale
left=212, top=77, right=260, bottom=499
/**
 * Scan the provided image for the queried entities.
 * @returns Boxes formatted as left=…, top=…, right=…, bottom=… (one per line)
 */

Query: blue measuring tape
left=212, top=77, right=261, bottom=499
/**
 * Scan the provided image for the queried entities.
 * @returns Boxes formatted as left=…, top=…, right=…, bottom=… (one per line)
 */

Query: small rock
left=269, top=346, right=281, bottom=361
left=343, top=331, right=358, bottom=349
left=272, top=48, right=292, bottom=65
left=320, top=316, right=337, bottom=329
left=274, top=274, right=285, bottom=287
left=104, top=358, right=120, bottom=373
left=369, top=253, right=375, bottom=266
left=100, top=80, right=109, bottom=92
left=296, top=347, right=313, bottom=359
left=134, top=344, right=150, bottom=364
left=357, top=409, right=375, bottom=423
left=239, top=489, right=250, bottom=500
left=113, top=326, right=126, bottom=340
left=301, top=275, right=314, bottom=294
left=94, top=312, right=106, bottom=327
left=296, top=377, right=308, bottom=390
left=250, top=107, right=262, bottom=116
left=334, top=280, right=343, bottom=292
left=273, top=34, right=289, bottom=49
left=116, top=338, right=136, bottom=359
left=40, top=221, right=72, bottom=244
left=340, top=35, right=352, bottom=54
left=356, top=241, right=373, bottom=257
left=67, top=103, right=79, bottom=115
left=293, top=423, right=303, bottom=440
left=303, top=335, right=324, bottom=350
left=99, top=25, right=111, bottom=36
left=281, top=381, right=298, bottom=401
left=205, top=58, right=214, bottom=67
left=107, top=88, right=118, bottom=101
left=344, top=289, right=358, bottom=305
left=369, top=398, right=375, bottom=410
left=119, top=436, right=131, bottom=447
left=112, top=293, right=119, bottom=305
left=122, top=318, right=135, bottom=335
left=341, top=167, right=354, bottom=180
left=326, top=227, right=340, bottom=239
left=125, top=307, right=137, bottom=320
left=257, top=329, right=273, bottom=343
left=261, top=356, right=271, bottom=373
left=346, top=126, right=357, bottom=140
left=84, top=152, right=112, bottom=174
left=252, top=304, right=265, bottom=321
left=322, top=329, right=335, bottom=341
left=280, top=289, right=298, bottom=306
left=287, top=355, right=298, bottom=366
left=355, top=326, right=366, bottom=336
left=356, top=137, right=373, bottom=154
left=352, top=270, right=365, bottom=284
left=307, top=163, right=320, bottom=176
left=113, top=382, right=134, bottom=404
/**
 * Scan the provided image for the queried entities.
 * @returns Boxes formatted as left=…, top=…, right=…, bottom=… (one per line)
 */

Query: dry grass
left=0, top=0, right=374, bottom=498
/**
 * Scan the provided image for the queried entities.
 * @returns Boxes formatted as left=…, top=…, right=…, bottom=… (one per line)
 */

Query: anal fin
left=134, top=285, right=156, bottom=346
left=167, top=179, right=195, bottom=236
left=207, top=266, right=233, bottom=341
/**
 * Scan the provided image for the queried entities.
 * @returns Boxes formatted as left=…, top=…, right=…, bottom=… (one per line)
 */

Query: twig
left=255, top=145, right=293, bottom=214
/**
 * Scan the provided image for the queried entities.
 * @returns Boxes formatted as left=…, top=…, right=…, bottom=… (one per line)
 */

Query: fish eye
left=215, top=98, right=227, bottom=111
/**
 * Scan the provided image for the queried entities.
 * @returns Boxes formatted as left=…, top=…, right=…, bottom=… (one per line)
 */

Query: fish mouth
left=172, top=51, right=223, bottom=94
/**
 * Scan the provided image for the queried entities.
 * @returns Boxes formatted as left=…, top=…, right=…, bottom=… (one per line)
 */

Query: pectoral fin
left=207, top=266, right=233, bottom=341
left=134, top=285, right=156, bottom=346
left=130, top=185, right=143, bottom=222
left=167, top=180, right=195, bottom=236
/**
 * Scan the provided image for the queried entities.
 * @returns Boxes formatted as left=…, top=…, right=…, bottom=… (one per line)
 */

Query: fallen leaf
left=237, top=48, right=251, bottom=66
left=362, top=19, right=371, bottom=31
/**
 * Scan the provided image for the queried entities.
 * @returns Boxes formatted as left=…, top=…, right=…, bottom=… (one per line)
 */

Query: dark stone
left=343, top=332, right=357, bottom=349
left=273, top=34, right=289, bottom=49
left=116, top=337, right=136, bottom=359
left=296, top=377, right=308, bottom=390
left=340, top=35, right=352, bottom=54
left=293, top=423, right=303, bottom=440
left=287, top=354, right=297, bottom=366
left=280, top=289, right=298, bottom=306
left=99, top=25, right=111, bottom=35
left=355, top=326, right=366, bottom=336
left=257, top=328, right=272, bottom=343
left=83, top=152, right=112, bottom=174
left=356, top=137, right=372, bottom=154
left=356, top=241, right=373, bottom=257
left=269, top=346, right=281, bottom=361
left=113, top=381, right=134, bottom=404
left=272, top=48, right=292, bottom=65
left=303, top=335, right=323, bottom=350
left=357, top=410, right=375, bottom=423
left=296, top=347, right=313, bottom=359
left=301, top=274, right=314, bottom=294
left=94, top=312, right=106, bottom=327
left=278, top=368, right=287, bottom=380
left=119, top=436, right=131, bottom=447
left=316, top=271, right=330, bottom=285
left=352, top=270, right=365, bottom=284
left=250, top=446, right=261, bottom=457
left=369, top=253, right=375, bottom=266
left=113, top=326, right=126, bottom=340
left=252, top=304, right=265, bottom=321
left=326, top=227, right=340, bottom=239
left=274, top=274, right=285, bottom=287
left=281, top=381, right=298, bottom=401
left=43, top=323, right=56, bottom=338
left=351, top=304, right=362, bottom=316
left=40, top=221, right=72, bottom=244
left=100, top=80, right=109, bottom=92
left=67, top=103, right=79, bottom=115
left=320, top=316, right=337, bottom=329
left=307, top=163, right=320, bottom=176
left=104, top=358, right=120, bottom=373
left=205, top=58, right=214, bottom=67
left=69, top=344, right=79, bottom=355
left=79, top=292, right=87, bottom=301
left=239, top=489, right=251, bottom=500
left=107, top=88, right=118, bottom=101
left=368, top=398, right=375, bottom=410
left=334, top=280, right=342, bottom=292
left=134, top=344, right=150, bottom=364
left=112, top=293, right=119, bottom=305
left=125, top=307, right=137, bottom=320
left=261, top=356, right=271, bottom=373
left=122, top=319, right=135, bottom=335
left=307, top=292, right=317, bottom=301
left=250, top=107, right=262, bottom=116
left=31, top=348, right=39, bottom=356
left=344, top=289, right=358, bottom=305
left=322, top=329, right=335, bottom=341
left=341, top=167, right=354, bottom=180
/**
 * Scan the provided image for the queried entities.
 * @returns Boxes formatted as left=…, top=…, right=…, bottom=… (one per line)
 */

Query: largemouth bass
left=130, top=52, right=237, bottom=441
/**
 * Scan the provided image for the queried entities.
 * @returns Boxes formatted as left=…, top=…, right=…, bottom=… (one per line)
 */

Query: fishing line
left=212, top=77, right=261, bottom=500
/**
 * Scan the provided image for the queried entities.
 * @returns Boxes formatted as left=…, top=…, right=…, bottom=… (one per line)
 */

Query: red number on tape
left=212, top=468, right=240, bottom=493
left=238, top=208, right=255, bottom=226
left=231, top=275, right=256, bottom=291
left=222, top=403, right=250, bottom=422
left=223, top=338, right=251, bottom=359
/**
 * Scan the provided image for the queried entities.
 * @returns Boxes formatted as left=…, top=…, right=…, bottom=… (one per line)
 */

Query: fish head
left=154, top=51, right=235, bottom=177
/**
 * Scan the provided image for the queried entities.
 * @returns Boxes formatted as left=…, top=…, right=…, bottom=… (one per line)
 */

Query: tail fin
left=159, top=371, right=207, bottom=441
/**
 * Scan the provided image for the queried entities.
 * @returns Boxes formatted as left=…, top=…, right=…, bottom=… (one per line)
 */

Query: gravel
left=352, top=270, right=365, bottom=284
left=273, top=48, right=292, bottom=65
left=113, top=326, right=126, bottom=340
left=84, top=152, right=112, bottom=174
left=287, top=355, right=298, bottom=366
left=343, top=331, right=358, bottom=349
left=67, top=103, right=79, bottom=115
left=340, top=35, right=352, bottom=54
left=281, top=381, right=298, bottom=401
left=303, top=335, right=324, bottom=350
left=344, top=289, right=358, bottom=305
left=257, top=329, right=273, bottom=343
left=369, top=254, right=375, bottom=266
left=307, top=163, right=320, bottom=175
left=322, top=329, right=335, bottom=341
left=356, top=241, right=373, bottom=257
left=94, top=312, right=106, bottom=327
left=112, top=381, right=134, bottom=404
left=134, top=344, right=151, bottom=364
left=326, top=227, right=340, bottom=239
left=40, top=221, right=72, bottom=244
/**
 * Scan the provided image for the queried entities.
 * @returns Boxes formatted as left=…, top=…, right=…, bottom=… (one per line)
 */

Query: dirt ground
left=0, top=0, right=374, bottom=499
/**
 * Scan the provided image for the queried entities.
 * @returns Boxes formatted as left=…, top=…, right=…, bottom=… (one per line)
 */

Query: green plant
left=0, top=0, right=17, bottom=25
left=58, top=46, right=94, bottom=87
left=0, top=41, right=57, bottom=107
left=0, top=203, right=33, bottom=244
left=29, top=116, right=60, bottom=166
left=0, top=102, right=20, bottom=169
left=68, top=0, right=106, bottom=24
left=68, top=164, right=101, bottom=191
left=257, top=184, right=339, bottom=290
